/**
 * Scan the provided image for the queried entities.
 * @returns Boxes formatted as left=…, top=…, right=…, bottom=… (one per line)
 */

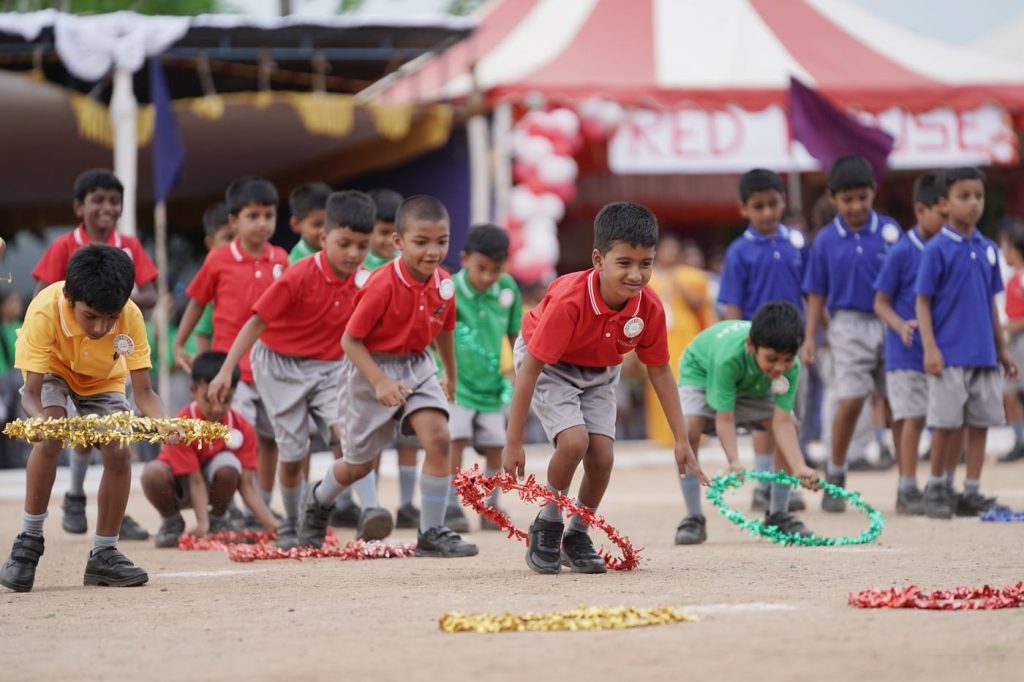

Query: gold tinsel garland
left=439, top=606, right=697, bottom=634
left=3, top=412, right=230, bottom=448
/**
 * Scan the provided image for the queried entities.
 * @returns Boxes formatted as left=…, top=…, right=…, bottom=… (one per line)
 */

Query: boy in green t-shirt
left=445, top=225, right=523, bottom=532
left=287, top=182, right=331, bottom=264
left=362, top=188, right=403, bottom=271
left=675, top=301, right=818, bottom=545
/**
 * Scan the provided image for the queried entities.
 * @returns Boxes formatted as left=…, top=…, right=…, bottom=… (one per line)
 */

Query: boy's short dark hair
left=289, top=182, right=332, bottom=220
left=463, top=223, right=510, bottom=262
left=942, top=167, right=985, bottom=195
left=202, top=201, right=229, bottom=238
left=594, top=202, right=658, bottom=254
left=1001, top=219, right=1024, bottom=260
left=325, top=190, right=376, bottom=234
left=74, top=169, right=123, bottom=203
left=225, top=176, right=278, bottom=215
left=191, top=351, right=239, bottom=388
left=826, top=155, right=875, bottom=193
left=739, top=169, right=784, bottom=202
left=749, top=301, right=804, bottom=355
left=912, top=172, right=944, bottom=208
left=367, top=189, right=404, bottom=223
left=395, top=195, right=449, bottom=234
left=64, top=245, right=134, bottom=314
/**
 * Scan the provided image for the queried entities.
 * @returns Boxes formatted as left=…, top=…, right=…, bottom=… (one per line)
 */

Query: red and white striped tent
left=386, top=0, right=1024, bottom=113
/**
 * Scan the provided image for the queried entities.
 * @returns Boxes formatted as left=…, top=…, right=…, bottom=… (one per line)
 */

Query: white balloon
left=523, top=216, right=557, bottom=241
left=537, top=155, right=579, bottom=185
left=578, top=97, right=604, bottom=121
left=536, top=193, right=566, bottom=222
left=521, top=228, right=560, bottom=262
left=509, top=185, right=540, bottom=220
left=514, top=135, right=554, bottom=165
left=598, top=100, right=625, bottom=128
left=550, top=107, right=580, bottom=136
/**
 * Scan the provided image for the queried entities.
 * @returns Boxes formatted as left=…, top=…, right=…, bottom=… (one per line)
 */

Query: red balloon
left=506, top=216, right=524, bottom=234
left=550, top=181, right=577, bottom=204
left=582, top=118, right=606, bottom=143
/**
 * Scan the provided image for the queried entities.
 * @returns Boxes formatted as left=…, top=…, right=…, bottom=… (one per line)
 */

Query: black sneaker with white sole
left=560, top=530, right=607, bottom=574
left=525, top=517, right=564, bottom=574
left=83, top=546, right=148, bottom=587
left=0, top=533, right=45, bottom=592
left=416, top=526, right=478, bottom=558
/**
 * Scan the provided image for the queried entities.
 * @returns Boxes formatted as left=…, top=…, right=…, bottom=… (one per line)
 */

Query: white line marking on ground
left=687, top=602, right=799, bottom=615
left=811, top=546, right=900, bottom=553
left=156, top=569, right=269, bottom=579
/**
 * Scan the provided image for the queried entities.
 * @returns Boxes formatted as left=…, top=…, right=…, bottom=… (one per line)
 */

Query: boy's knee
left=141, top=461, right=172, bottom=489
left=410, top=412, right=450, bottom=453
left=211, top=466, right=241, bottom=488
left=554, top=427, right=589, bottom=461
left=37, top=439, right=64, bottom=458
left=100, top=445, right=132, bottom=471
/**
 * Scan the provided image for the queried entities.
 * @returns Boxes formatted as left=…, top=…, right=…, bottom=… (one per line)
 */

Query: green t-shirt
left=453, top=270, right=522, bottom=412
left=289, top=238, right=318, bottom=264
left=194, top=302, right=214, bottom=340
left=363, top=251, right=394, bottom=271
left=147, top=321, right=181, bottom=371
left=0, top=321, right=19, bottom=374
left=678, top=320, right=799, bottom=412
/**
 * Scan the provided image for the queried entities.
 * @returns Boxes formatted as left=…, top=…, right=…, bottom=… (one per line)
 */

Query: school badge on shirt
left=228, top=428, right=243, bottom=448
left=272, top=264, right=284, bottom=280
left=112, top=334, right=135, bottom=360
left=623, top=317, right=644, bottom=338
left=439, top=279, right=455, bottom=301
left=498, top=288, right=515, bottom=308
left=354, top=269, right=370, bottom=288
left=882, top=224, right=900, bottom=244
left=987, top=246, right=997, bottom=266
left=771, top=376, right=790, bottom=395
left=788, top=230, right=806, bottom=249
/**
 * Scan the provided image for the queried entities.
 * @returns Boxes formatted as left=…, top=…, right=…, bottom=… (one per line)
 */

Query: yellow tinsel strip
left=439, top=606, right=697, bottom=634
left=3, top=412, right=229, bottom=448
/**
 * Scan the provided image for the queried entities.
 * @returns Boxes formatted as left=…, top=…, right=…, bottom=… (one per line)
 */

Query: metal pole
left=154, top=201, right=171, bottom=403
left=110, top=67, right=138, bottom=237
left=492, top=101, right=513, bottom=225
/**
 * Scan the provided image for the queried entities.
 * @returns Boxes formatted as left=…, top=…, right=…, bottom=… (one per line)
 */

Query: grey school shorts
left=513, top=336, right=620, bottom=442
left=678, top=384, right=774, bottom=433
left=33, top=373, right=130, bottom=417
left=828, top=311, right=886, bottom=400
left=449, top=403, right=506, bottom=449
left=927, top=367, right=1004, bottom=429
left=250, top=341, right=342, bottom=464
left=1005, top=332, right=1024, bottom=393
left=887, top=370, right=928, bottom=421
left=232, top=379, right=275, bottom=440
left=339, top=352, right=449, bottom=466
left=173, top=451, right=243, bottom=509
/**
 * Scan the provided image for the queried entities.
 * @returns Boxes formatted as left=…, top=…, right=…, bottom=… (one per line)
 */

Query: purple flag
left=788, top=77, right=893, bottom=180
left=149, top=57, right=185, bottom=203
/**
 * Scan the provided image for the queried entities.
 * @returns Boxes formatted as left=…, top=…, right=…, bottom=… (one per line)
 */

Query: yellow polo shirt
left=15, top=282, right=151, bottom=396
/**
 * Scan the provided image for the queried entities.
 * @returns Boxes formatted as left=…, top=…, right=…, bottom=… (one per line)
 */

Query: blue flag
left=149, top=57, right=185, bottom=203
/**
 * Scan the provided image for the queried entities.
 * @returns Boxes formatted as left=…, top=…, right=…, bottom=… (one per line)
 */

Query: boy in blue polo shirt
left=873, top=173, right=945, bottom=515
left=916, top=167, right=1017, bottom=518
left=719, top=169, right=808, bottom=513
left=802, top=155, right=902, bottom=512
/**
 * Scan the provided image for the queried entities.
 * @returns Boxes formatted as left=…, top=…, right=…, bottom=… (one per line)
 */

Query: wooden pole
left=154, top=200, right=171, bottom=403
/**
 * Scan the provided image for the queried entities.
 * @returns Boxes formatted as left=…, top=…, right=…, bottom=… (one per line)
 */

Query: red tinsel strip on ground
left=177, top=529, right=416, bottom=562
left=452, top=466, right=641, bottom=571
left=849, top=583, right=1024, bottom=610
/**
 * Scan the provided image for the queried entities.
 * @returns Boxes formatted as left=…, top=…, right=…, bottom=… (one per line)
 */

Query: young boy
left=998, top=220, right=1024, bottom=462
left=802, top=155, right=902, bottom=512
left=363, top=188, right=403, bottom=271
left=675, top=304, right=819, bottom=544
left=718, top=169, right=808, bottom=513
left=873, top=173, right=946, bottom=515
left=142, top=352, right=277, bottom=547
left=444, top=224, right=522, bottom=532
left=916, top=167, right=1017, bottom=518
left=1, top=246, right=180, bottom=592
left=298, top=195, right=478, bottom=558
left=287, top=182, right=332, bottom=264
left=209, top=190, right=390, bottom=549
left=192, top=201, right=235, bottom=355
left=173, top=177, right=289, bottom=522
left=504, top=202, right=708, bottom=575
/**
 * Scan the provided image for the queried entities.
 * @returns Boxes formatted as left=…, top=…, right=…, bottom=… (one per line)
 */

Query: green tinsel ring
left=706, top=470, right=885, bottom=546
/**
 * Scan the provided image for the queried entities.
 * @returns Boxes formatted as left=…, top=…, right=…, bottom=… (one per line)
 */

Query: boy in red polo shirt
left=209, top=191, right=392, bottom=549
left=299, top=195, right=477, bottom=558
left=34, top=169, right=158, bottom=543
left=142, top=352, right=277, bottom=547
left=504, top=202, right=708, bottom=575
left=173, top=177, right=289, bottom=523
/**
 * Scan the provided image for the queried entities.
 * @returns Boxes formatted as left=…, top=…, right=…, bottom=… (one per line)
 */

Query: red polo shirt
left=521, top=268, right=669, bottom=368
left=32, top=225, right=159, bottom=287
left=186, top=238, right=289, bottom=382
left=346, top=257, right=456, bottom=355
left=157, top=403, right=258, bottom=477
left=253, top=251, right=368, bottom=360
left=1006, top=269, right=1024, bottom=321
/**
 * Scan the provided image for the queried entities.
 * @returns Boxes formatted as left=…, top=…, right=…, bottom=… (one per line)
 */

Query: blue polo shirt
left=718, top=224, right=807, bottom=319
left=803, top=211, right=903, bottom=314
left=916, top=226, right=1002, bottom=368
left=873, top=227, right=928, bottom=372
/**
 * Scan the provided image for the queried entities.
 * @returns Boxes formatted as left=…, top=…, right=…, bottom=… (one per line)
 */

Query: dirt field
left=1, top=438, right=1022, bottom=682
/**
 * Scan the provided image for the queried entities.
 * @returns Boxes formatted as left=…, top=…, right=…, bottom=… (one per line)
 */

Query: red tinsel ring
left=849, top=583, right=1024, bottom=610
left=177, top=529, right=416, bottom=562
left=452, top=466, right=641, bottom=571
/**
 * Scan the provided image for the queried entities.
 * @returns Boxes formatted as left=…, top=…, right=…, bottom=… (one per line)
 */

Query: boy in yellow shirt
left=0, top=246, right=180, bottom=593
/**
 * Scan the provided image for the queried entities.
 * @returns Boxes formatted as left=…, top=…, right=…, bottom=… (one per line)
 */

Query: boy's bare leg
left=751, top=429, right=775, bottom=507
left=962, top=426, right=987, bottom=497
left=674, top=416, right=708, bottom=544
left=140, top=461, right=179, bottom=518
left=209, top=468, right=240, bottom=517
left=569, top=434, right=614, bottom=524
left=95, top=442, right=132, bottom=538
left=256, top=435, right=278, bottom=504
left=831, top=397, right=867, bottom=470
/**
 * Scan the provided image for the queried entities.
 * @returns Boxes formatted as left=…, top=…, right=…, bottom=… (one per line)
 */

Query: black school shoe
left=764, top=511, right=814, bottom=538
left=274, top=519, right=301, bottom=550
left=415, top=526, right=478, bottom=558
left=356, top=508, right=395, bottom=541
left=0, top=533, right=45, bottom=593
left=62, top=493, right=87, bottom=534
left=154, top=514, right=186, bottom=548
left=297, top=483, right=333, bottom=548
left=560, top=530, right=607, bottom=574
left=896, top=488, right=925, bottom=516
left=83, top=546, right=148, bottom=587
left=395, top=503, right=420, bottom=529
left=525, top=517, right=564, bottom=574
left=674, top=515, right=707, bottom=545
left=119, top=515, right=151, bottom=541
left=923, top=482, right=954, bottom=519
left=955, top=491, right=998, bottom=517
left=821, top=471, right=847, bottom=513
left=328, top=502, right=361, bottom=529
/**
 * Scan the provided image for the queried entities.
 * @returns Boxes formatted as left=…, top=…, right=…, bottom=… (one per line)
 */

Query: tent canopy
left=383, top=0, right=1024, bottom=112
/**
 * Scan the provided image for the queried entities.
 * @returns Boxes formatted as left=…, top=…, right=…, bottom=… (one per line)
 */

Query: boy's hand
left=189, top=521, right=209, bottom=536
left=795, top=465, right=820, bottom=491
left=208, top=371, right=232, bottom=407
left=923, top=346, right=945, bottom=377
left=158, top=424, right=185, bottom=446
left=173, top=346, right=193, bottom=373
left=502, top=443, right=526, bottom=480
left=726, top=460, right=745, bottom=479
left=675, top=443, right=710, bottom=485
left=440, top=375, right=455, bottom=403
left=897, top=319, right=918, bottom=346
left=374, top=376, right=410, bottom=408
left=999, top=349, right=1020, bottom=381
left=800, top=339, right=816, bottom=366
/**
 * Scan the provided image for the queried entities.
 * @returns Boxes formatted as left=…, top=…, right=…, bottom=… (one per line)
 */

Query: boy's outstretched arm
left=770, top=408, right=819, bottom=489
left=993, top=298, right=1019, bottom=380
left=874, top=291, right=916, bottom=346
left=20, top=371, right=46, bottom=420
left=714, top=411, right=743, bottom=477
left=502, top=351, right=544, bottom=480
left=341, top=331, right=407, bottom=407
left=801, top=294, right=824, bottom=365
left=130, top=369, right=182, bottom=445
left=238, top=471, right=278, bottom=533
left=209, top=315, right=267, bottom=404
left=187, top=471, right=211, bottom=535
left=132, top=281, right=158, bottom=311
left=173, top=298, right=206, bottom=372
left=648, top=363, right=708, bottom=484
left=434, top=329, right=456, bottom=402
left=916, top=294, right=943, bottom=377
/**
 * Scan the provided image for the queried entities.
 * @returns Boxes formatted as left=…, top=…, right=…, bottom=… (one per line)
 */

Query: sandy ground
left=0, top=436, right=1023, bottom=682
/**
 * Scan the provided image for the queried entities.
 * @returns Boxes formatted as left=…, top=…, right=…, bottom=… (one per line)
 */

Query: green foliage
left=4, top=0, right=215, bottom=14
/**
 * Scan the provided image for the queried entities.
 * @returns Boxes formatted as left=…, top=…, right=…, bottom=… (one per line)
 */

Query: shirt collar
left=392, top=257, right=440, bottom=289
left=940, top=224, right=981, bottom=244
left=833, top=212, right=878, bottom=238
left=454, top=269, right=498, bottom=300
left=74, top=224, right=122, bottom=249
left=907, top=227, right=926, bottom=251
left=229, top=237, right=270, bottom=263
left=742, top=224, right=788, bottom=242
left=586, top=269, right=642, bottom=317
left=312, top=251, right=351, bottom=285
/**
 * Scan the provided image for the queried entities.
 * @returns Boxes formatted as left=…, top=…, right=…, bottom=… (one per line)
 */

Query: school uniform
left=718, top=224, right=807, bottom=318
